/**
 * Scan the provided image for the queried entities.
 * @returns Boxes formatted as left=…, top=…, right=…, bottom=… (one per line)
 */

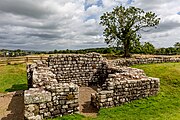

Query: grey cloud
left=0, top=14, right=59, bottom=30
left=83, top=30, right=100, bottom=36
left=154, top=21, right=180, bottom=32
left=141, top=20, right=180, bottom=34
left=158, top=21, right=180, bottom=31
left=27, top=33, right=61, bottom=39
left=0, top=0, right=107, bottom=50
left=0, top=0, right=179, bottom=50
left=0, top=36, right=7, bottom=39
left=82, top=40, right=103, bottom=45
left=0, top=0, right=53, bottom=19
left=5, top=41, right=26, bottom=45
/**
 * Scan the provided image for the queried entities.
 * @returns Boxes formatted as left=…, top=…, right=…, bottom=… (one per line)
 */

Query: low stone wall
left=91, top=66, right=160, bottom=109
left=24, top=83, right=79, bottom=120
left=27, top=53, right=107, bottom=88
left=110, top=57, right=180, bottom=67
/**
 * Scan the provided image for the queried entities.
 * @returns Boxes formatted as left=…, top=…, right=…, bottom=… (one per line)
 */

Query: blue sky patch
left=84, top=0, right=103, bottom=11
left=127, top=0, right=134, bottom=4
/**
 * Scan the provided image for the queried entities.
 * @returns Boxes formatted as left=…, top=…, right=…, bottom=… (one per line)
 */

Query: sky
left=0, top=0, right=179, bottom=51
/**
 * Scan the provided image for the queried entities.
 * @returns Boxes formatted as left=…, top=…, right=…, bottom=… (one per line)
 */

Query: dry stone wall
left=27, top=60, right=56, bottom=88
left=24, top=53, right=180, bottom=120
left=91, top=66, right=160, bottom=109
left=48, top=53, right=108, bottom=86
left=24, top=83, right=79, bottom=120
left=27, top=53, right=107, bottom=88
left=110, top=57, right=180, bottom=67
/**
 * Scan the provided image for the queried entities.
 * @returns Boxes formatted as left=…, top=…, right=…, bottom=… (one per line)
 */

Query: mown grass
left=50, top=62, right=180, bottom=120
left=0, top=64, right=27, bottom=92
left=0, top=62, right=179, bottom=119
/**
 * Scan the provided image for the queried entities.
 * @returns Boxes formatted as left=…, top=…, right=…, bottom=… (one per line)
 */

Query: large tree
left=100, top=6, right=160, bottom=57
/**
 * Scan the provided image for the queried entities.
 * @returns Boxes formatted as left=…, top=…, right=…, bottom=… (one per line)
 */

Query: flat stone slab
left=24, top=88, right=51, bottom=104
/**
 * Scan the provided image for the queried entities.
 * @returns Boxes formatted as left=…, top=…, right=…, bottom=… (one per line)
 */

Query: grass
left=0, top=62, right=179, bottom=119
left=50, top=62, right=180, bottom=120
left=0, top=64, right=27, bottom=92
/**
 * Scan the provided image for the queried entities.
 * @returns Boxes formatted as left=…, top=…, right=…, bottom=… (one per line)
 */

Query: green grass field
left=0, top=64, right=27, bottom=92
left=0, top=63, right=179, bottom=120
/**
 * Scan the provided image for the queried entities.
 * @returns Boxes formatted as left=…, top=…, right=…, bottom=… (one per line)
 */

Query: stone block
left=24, top=88, right=51, bottom=104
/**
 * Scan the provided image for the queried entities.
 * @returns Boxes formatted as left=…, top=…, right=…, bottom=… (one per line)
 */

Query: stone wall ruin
left=27, top=53, right=107, bottom=88
left=91, top=66, right=160, bottom=109
left=24, top=53, right=177, bottom=120
left=109, top=56, right=180, bottom=67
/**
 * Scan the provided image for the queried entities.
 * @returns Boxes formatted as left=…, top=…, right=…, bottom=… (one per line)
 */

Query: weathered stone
left=25, top=104, right=39, bottom=118
left=24, top=88, right=51, bottom=104
left=27, top=115, right=42, bottom=120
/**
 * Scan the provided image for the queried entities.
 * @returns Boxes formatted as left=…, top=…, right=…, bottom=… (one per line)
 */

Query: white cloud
left=131, top=0, right=180, bottom=47
left=86, top=0, right=97, bottom=5
left=86, top=5, right=102, bottom=15
left=0, top=0, right=179, bottom=50
left=103, top=0, right=116, bottom=7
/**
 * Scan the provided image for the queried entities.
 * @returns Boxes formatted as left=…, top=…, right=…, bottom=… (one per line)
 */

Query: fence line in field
left=0, top=56, right=48, bottom=65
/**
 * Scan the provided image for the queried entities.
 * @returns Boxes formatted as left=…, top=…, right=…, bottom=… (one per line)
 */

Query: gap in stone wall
left=79, top=86, right=98, bottom=118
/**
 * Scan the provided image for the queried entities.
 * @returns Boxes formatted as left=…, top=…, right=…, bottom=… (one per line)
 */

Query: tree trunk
left=123, top=40, right=131, bottom=58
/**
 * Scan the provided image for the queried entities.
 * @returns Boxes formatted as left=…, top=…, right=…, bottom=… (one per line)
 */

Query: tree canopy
left=174, top=42, right=180, bottom=48
left=100, top=6, right=160, bottom=57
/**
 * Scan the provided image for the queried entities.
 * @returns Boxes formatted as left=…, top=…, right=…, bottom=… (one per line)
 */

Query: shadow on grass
left=5, top=84, right=28, bottom=92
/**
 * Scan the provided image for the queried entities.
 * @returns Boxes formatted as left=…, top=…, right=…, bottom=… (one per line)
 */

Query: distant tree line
left=47, top=42, right=180, bottom=55
left=1, top=42, right=179, bottom=57
left=0, top=49, right=33, bottom=57
left=131, top=42, right=180, bottom=55
left=47, top=47, right=121, bottom=55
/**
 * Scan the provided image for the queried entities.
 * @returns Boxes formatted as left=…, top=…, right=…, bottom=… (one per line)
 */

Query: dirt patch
left=79, top=87, right=98, bottom=118
left=0, top=91, right=24, bottom=120
left=0, top=87, right=98, bottom=119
